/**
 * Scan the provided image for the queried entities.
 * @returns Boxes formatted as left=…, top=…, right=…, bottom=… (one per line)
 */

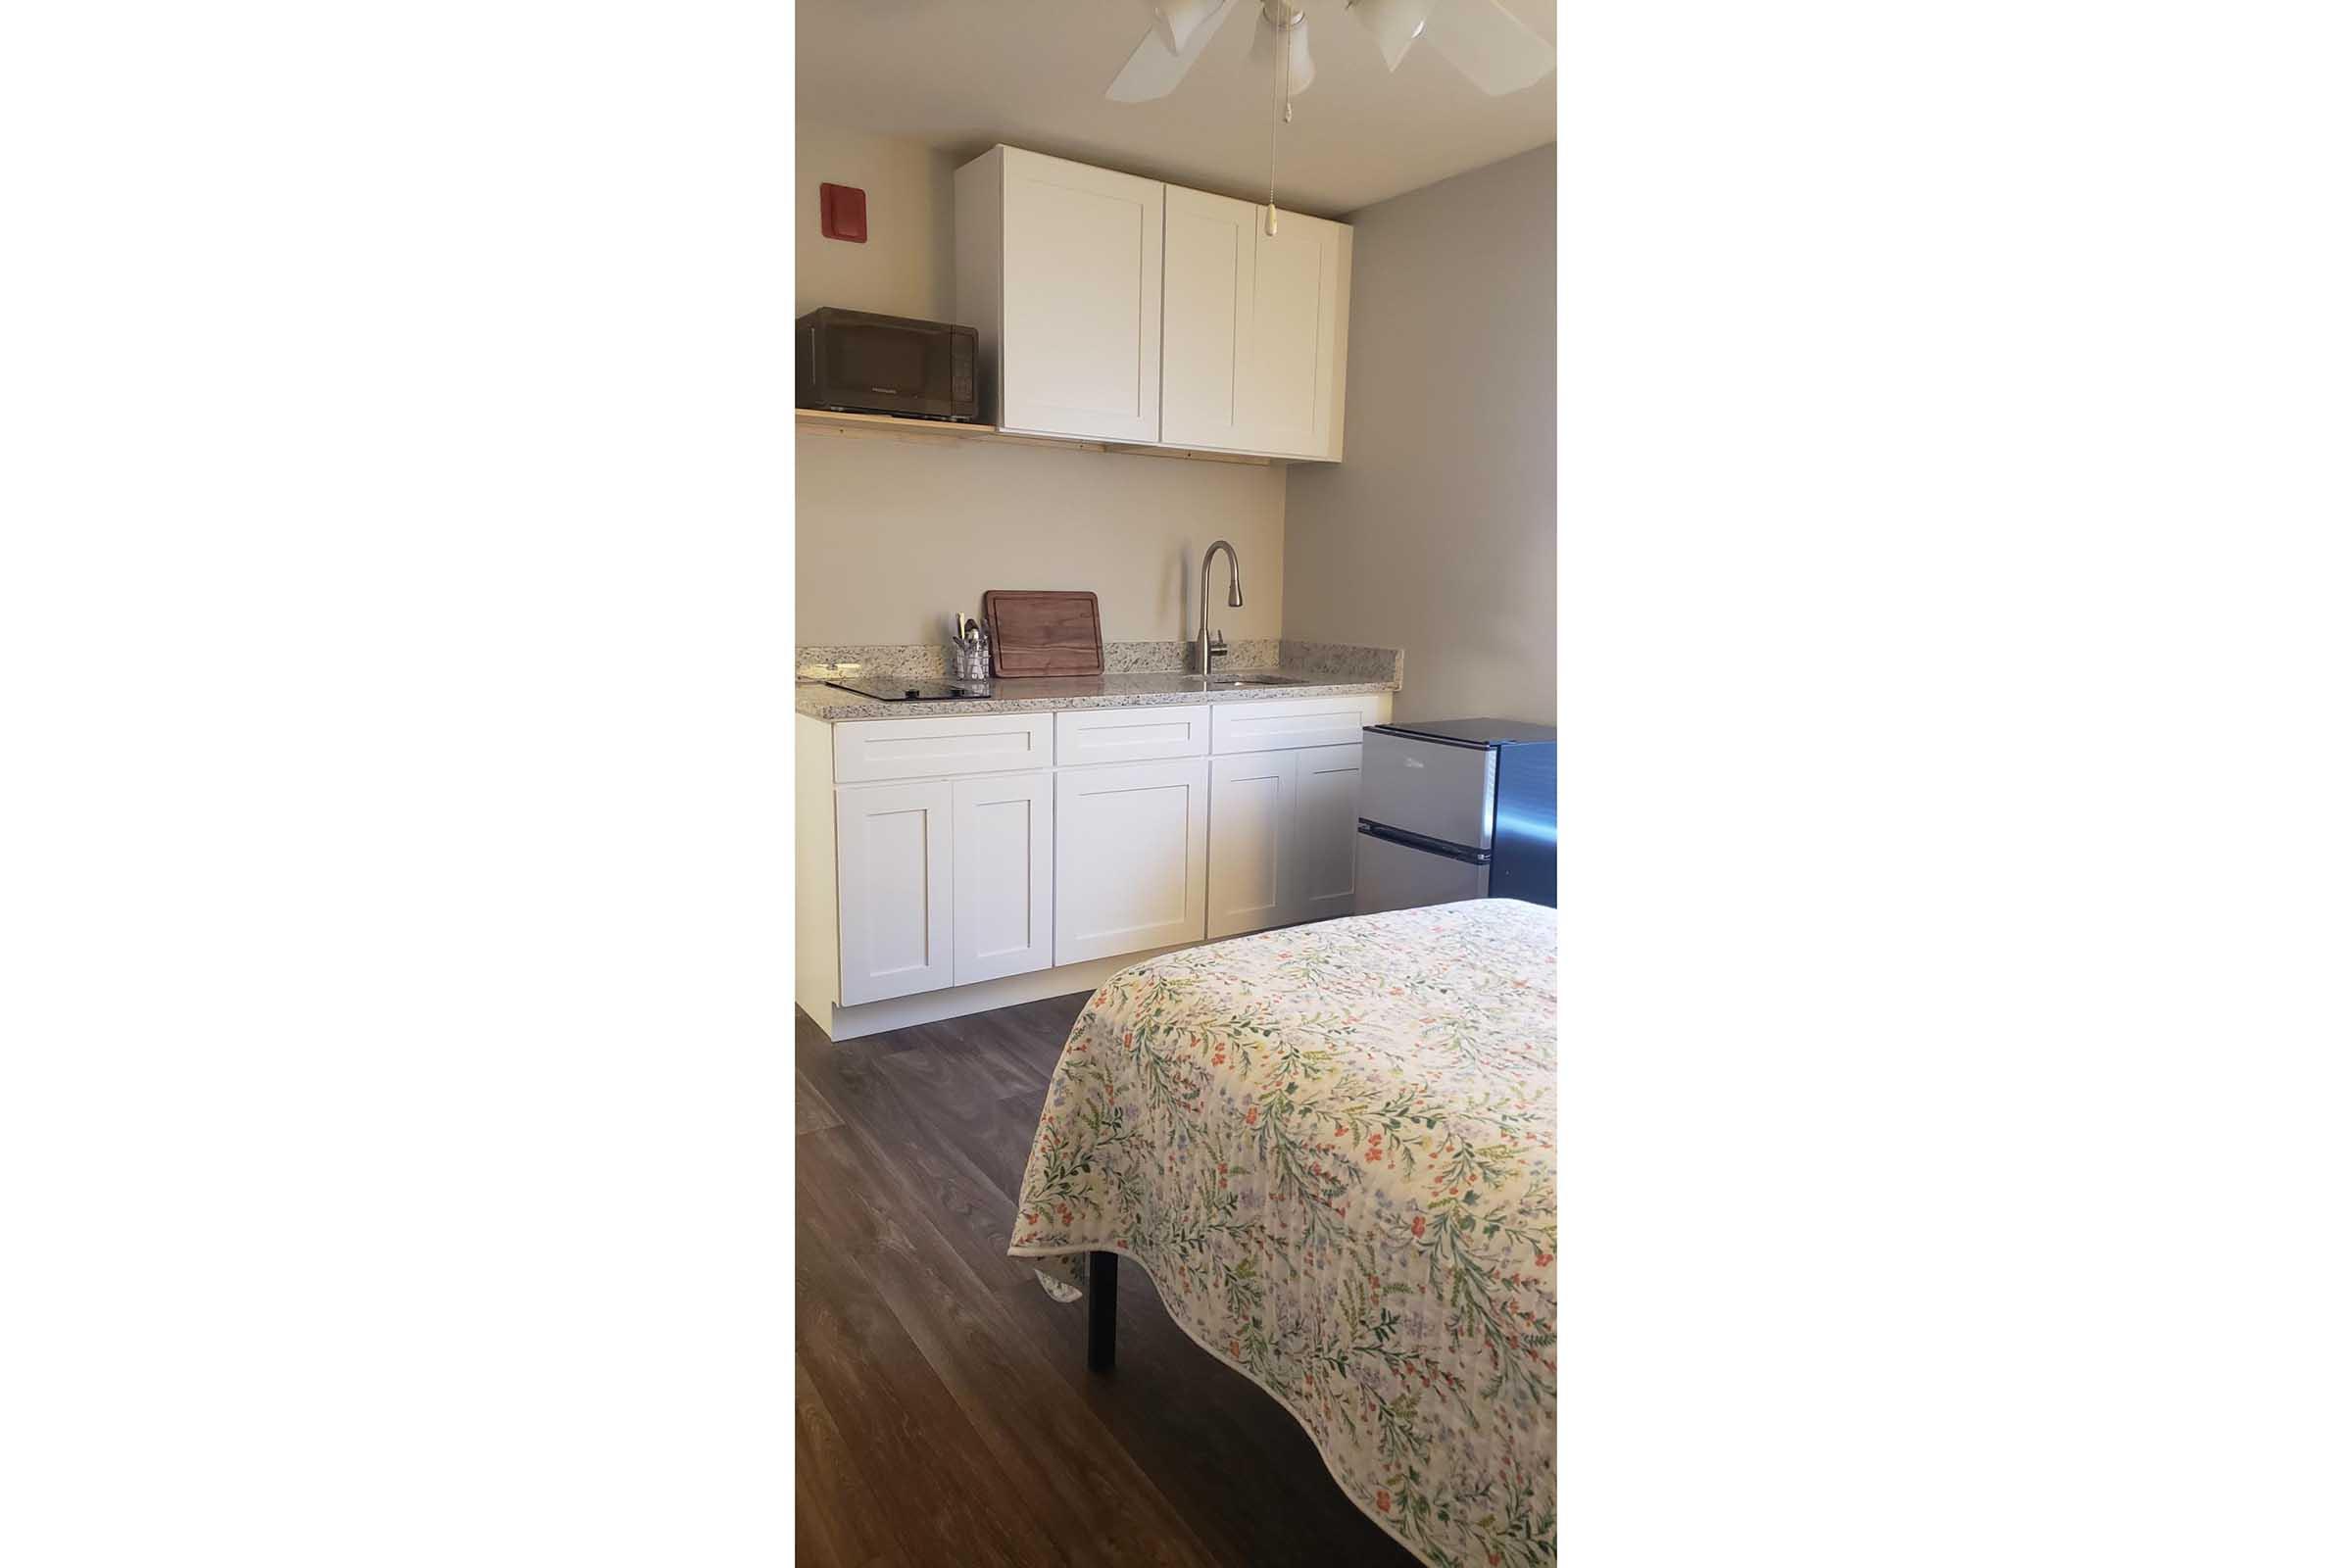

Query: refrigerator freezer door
left=1490, top=741, right=1558, bottom=907
left=1359, top=729, right=1497, bottom=851
left=1354, top=827, right=1491, bottom=914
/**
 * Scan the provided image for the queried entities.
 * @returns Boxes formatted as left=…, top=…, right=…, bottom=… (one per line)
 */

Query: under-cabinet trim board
left=794, top=407, right=1281, bottom=466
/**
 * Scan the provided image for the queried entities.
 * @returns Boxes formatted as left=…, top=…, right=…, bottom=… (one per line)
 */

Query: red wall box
left=819, top=182, right=866, bottom=243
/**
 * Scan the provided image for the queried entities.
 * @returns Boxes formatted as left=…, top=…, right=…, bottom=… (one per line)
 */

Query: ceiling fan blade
left=1348, top=0, right=1436, bottom=73
left=1152, top=0, right=1227, bottom=54
left=1107, top=0, right=1244, bottom=101
left=1422, top=0, right=1555, bottom=95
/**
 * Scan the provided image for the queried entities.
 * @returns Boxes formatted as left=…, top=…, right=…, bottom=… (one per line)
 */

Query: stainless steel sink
left=1190, top=674, right=1306, bottom=689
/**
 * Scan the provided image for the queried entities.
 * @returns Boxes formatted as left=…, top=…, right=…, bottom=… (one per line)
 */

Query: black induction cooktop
left=823, top=676, right=994, bottom=702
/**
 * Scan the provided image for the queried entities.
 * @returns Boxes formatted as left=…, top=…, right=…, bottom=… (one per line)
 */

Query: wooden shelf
left=795, top=407, right=1276, bottom=466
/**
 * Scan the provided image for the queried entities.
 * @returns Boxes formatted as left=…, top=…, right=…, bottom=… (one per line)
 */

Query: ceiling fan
left=1106, top=0, right=1555, bottom=105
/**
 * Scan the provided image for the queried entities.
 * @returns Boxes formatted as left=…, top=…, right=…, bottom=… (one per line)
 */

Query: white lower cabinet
left=1054, top=758, right=1209, bottom=964
left=835, top=780, right=954, bottom=1005
left=1295, top=743, right=1364, bottom=921
left=1206, top=742, right=1364, bottom=938
left=1207, top=751, right=1299, bottom=938
left=952, top=771, right=1053, bottom=985
left=816, top=699, right=1387, bottom=1026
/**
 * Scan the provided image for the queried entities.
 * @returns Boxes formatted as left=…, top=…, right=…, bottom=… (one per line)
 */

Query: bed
left=1009, top=898, right=1558, bottom=1568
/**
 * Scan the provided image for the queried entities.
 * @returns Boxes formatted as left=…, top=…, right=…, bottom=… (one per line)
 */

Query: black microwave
left=796, top=307, right=979, bottom=423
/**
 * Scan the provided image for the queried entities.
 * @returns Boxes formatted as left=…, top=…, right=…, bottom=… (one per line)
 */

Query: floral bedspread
left=1010, top=899, right=1557, bottom=1568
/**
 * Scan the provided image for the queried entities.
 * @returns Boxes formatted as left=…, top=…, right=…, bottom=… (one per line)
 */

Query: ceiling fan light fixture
left=1348, top=0, right=1436, bottom=73
left=1248, top=6, right=1316, bottom=98
left=1286, top=16, right=1316, bottom=96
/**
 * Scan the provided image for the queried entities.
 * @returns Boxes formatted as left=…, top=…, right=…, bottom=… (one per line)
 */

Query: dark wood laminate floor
left=796, top=996, right=1423, bottom=1568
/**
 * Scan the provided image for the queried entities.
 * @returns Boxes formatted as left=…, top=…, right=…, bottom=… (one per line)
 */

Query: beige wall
left=797, top=431, right=1282, bottom=646
left=796, top=123, right=957, bottom=320
left=796, top=123, right=1284, bottom=648
left=1282, top=145, right=1556, bottom=724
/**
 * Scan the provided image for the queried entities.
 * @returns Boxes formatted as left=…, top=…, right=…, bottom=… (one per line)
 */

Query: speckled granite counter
left=795, top=638, right=1402, bottom=721
left=796, top=666, right=1399, bottom=722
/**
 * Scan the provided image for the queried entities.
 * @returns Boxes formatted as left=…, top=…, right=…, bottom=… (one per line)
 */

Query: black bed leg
left=1086, top=1250, right=1118, bottom=1372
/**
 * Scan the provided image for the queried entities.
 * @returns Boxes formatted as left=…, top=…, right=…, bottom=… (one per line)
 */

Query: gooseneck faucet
left=1197, top=540, right=1243, bottom=674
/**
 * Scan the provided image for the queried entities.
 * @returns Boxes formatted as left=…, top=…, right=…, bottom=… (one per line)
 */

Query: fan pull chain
left=1265, top=7, right=1291, bottom=235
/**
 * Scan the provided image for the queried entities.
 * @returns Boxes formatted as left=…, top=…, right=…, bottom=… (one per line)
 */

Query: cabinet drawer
left=1054, top=704, right=1212, bottom=767
left=1209, top=695, right=1382, bottom=755
left=833, top=712, right=1054, bottom=784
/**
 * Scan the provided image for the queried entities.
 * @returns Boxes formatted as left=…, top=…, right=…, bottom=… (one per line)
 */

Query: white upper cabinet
left=1161, top=189, right=1351, bottom=461
left=1239, top=208, right=1350, bottom=460
left=958, top=145, right=1349, bottom=461
left=956, top=146, right=1164, bottom=443
left=1160, top=186, right=1257, bottom=453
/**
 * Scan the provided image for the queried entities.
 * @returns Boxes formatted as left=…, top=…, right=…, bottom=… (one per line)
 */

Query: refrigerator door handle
left=1357, top=818, right=1493, bottom=865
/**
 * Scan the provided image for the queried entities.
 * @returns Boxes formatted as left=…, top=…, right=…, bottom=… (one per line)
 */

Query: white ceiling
left=796, top=0, right=1556, bottom=218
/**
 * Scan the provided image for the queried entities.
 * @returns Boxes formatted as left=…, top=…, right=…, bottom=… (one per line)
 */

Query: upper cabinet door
left=1239, top=208, right=1350, bottom=460
left=996, top=149, right=1164, bottom=442
left=1159, top=187, right=1256, bottom=453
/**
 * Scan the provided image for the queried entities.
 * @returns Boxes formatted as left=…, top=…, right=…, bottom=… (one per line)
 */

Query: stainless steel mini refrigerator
left=1354, top=718, right=1557, bottom=913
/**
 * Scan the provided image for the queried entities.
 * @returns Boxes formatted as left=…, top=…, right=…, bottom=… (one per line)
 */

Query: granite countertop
left=795, top=666, right=1399, bottom=722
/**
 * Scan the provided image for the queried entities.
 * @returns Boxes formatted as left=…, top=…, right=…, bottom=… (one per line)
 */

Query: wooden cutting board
left=983, top=590, right=1103, bottom=677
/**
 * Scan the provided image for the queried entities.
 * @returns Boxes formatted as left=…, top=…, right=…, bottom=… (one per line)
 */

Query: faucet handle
left=1206, top=630, right=1229, bottom=663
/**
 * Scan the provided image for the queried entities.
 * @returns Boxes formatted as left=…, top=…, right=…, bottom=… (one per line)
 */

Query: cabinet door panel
left=1000, top=149, right=1163, bottom=442
left=1295, top=743, right=1364, bottom=922
left=837, top=781, right=953, bottom=1005
left=953, top=772, right=1053, bottom=985
left=1239, top=209, right=1348, bottom=458
left=1207, top=751, right=1298, bottom=938
left=1159, top=186, right=1255, bottom=451
left=1054, top=759, right=1208, bottom=964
